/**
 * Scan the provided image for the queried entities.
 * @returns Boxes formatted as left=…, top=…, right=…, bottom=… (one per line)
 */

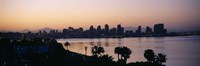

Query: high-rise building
left=104, top=24, right=109, bottom=36
left=78, top=27, right=83, bottom=32
left=89, top=25, right=95, bottom=38
left=110, top=28, right=117, bottom=36
left=75, top=27, right=84, bottom=38
left=117, top=24, right=124, bottom=36
left=154, top=23, right=167, bottom=35
left=145, top=26, right=153, bottom=34
left=97, top=25, right=102, bottom=37
left=68, top=27, right=74, bottom=32
left=136, top=26, right=142, bottom=34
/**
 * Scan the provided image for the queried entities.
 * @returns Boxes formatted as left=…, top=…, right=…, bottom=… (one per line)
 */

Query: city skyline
left=0, top=23, right=172, bottom=38
left=1, top=0, right=200, bottom=32
left=0, top=23, right=161, bottom=32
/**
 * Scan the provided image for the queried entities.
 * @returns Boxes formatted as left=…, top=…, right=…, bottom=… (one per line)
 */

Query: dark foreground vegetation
left=0, top=38, right=166, bottom=66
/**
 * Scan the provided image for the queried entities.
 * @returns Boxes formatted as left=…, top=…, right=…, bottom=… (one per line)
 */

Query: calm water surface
left=57, top=35, right=200, bottom=66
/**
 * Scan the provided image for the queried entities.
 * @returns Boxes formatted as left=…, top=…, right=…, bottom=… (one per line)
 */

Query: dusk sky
left=0, top=0, right=200, bottom=32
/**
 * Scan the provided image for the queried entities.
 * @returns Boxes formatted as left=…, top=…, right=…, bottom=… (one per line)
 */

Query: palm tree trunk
left=121, top=55, right=123, bottom=60
left=117, top=54, right=119, bottom=60
left=124, top=58, right=127, bottom=63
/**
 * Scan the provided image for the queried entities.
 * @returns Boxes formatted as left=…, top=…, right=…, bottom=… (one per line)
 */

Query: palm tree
left=114, top=47, right=121, bottom=60
left=84, top=46, right=88, bottom=55
left=91, top=46, right=105, bottom=56
left=121, top=46, right=132, bottom=63
left=97, top=46, right=105, bottom=56
left=144, top=49, right=156, bottom=63
left=64, top=42, right=70, bottom=50
left=115, top=46, right=132, bottom=63
left=92, top=46, right=98, bottom=56
left=156, top=53, right=167, bottom=64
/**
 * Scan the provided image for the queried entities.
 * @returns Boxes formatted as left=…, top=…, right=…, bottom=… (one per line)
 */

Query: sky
left=0, top=0, right=200, bottom=32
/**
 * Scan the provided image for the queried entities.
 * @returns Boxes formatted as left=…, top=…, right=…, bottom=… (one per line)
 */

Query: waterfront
left=57, top=35, right=200, bottom=66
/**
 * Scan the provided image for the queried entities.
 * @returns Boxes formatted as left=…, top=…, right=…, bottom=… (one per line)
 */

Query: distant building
left=117, top=24, right=124, bottom=36
left=136, top=26, right=142, bottom=34
left=145, top=26, right=153, bottom=34
left=97, top=25, right=102, bottom=37
left=125, top=30, right=133, bottom=37
left=89, top=25, right=96, bottom=38
left=154, top=23, right=167, bottom=35
left=43, top=30, right=47, bottom=34
left=62, top=27, right=84, bottom=38
left=110, top=28, right=117, bottom=36
left=74, top=27, right=84, bottom=38
left=39, top=31, right=42, bottom=35
left=104, top=24, right=110, bottom=36
left=78, top=28, right=83, bottom=32
left=68, top=27, right=74, bottom=32
left=62, top=29, right=69, bottom=38
left=50, top=30, right=56, bottom=34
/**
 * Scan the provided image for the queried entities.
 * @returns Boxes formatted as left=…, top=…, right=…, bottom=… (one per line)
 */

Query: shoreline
left=56, top=35, right=199, bottom=39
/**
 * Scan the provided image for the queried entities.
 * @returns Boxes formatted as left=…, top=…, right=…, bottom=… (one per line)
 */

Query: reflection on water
left=117, top=38, right=122, bottom=45
left=105, top=38, right=109, bottom=47
left=57, top=36, right=200, bottom=66
left=154, top=37, right=165, bottom=43
left=97, top=39, right=101, bottom=46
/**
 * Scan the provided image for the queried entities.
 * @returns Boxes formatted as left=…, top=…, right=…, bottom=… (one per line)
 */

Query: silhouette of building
left=50, top=30, right=56, bottom=34
left=43, top=30, right=47, bottom=34
left=125, top=30, right=133, bottom=37
left=62, top=29, right=69, bottom=38
left=39, top=31, right=42, bottom=35
left=49, top=30, right=60, bottom=38
left=110, top=28, right=117, bottom=37
left=0, top=23, right=176, bottom=39
left=89, top=25, right=95, bottom=38
left=97, top=25, right=102, bottom=37
left=136, top=26, right=142, bottom=35
left=154, top=23, right=167, bottom=35
left=104, top=24, right=110, bottom=37
left=68, top=27, right=74, bottom=37
left=73, top=27, right=84, bottom=38
left=62, top=27, right=84, bottom=38
left=117, top=24, right=124, bottom=36
left=145, top=26, right=153, bottom=34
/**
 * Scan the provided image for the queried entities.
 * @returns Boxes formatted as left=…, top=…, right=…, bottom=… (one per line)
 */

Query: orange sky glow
left=0, top=0, right=200, bottom=32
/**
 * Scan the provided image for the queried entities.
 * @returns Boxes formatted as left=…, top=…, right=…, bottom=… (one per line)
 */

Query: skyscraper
left=104, top=24, right=109, bottom=37
left=117, top=24, right=124, bottom=36
left=97, top=25, right=102, bottom=37
left=89, top=25, right=95, bottom=38
left=154, top=23, right=167, bottom=35
left=136, top=26, right=142, bottom=34
left=110, top=27, right=117, bottom=36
